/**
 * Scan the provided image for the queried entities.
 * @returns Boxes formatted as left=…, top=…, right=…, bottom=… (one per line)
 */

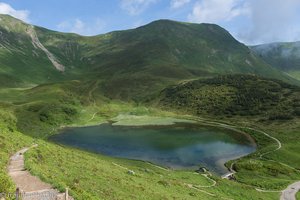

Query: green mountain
left=1, top=13, right=299, bottom=136
left=251, top=42, right=300, bottom=80
left=0, top=14, right=296, bottom=101
left=0, top=15, right=66, bottom=87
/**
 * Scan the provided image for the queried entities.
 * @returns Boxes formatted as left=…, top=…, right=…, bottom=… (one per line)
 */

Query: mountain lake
left=50, top=123, right=256, bottom=174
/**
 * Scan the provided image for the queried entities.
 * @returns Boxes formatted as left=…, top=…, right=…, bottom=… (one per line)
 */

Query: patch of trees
left=160, top=74, right=300, bottom=120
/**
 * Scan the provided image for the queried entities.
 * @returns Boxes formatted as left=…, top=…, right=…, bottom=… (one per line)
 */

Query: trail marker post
left=15, top=188, right=20, bottom=200
left=65, top=188, right=69, bottom=200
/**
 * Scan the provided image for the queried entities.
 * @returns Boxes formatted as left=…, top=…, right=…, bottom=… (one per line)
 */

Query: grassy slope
left=0, top=82, right=298, bottom=199
left=155, top=74, right=300, bottom=189
left=36, top=19, right=297, bottom=100
left=0, top=15, right=65, bottom=87
left=231, top=121, right=300, bottom=189
left=158, top=74, right=300, bottom=120
left=0, top=108, right=33, bottom=194
left=0, top=80, right=178, bottom=137
left=184, top=116, right=300, bottom=190
left=1, top=14, right=298, bottom=99
left=0, top=100, right=278, bottom=199
left=25, top=139, right=277, bottom=200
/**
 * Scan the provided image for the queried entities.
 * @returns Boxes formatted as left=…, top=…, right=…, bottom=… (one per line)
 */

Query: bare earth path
left=281, top=182, right=300, bottom=200
left=8, top=145, right=73, bottom=200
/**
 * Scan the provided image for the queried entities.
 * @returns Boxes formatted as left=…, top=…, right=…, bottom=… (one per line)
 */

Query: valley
left=0, top=13, right=299, bottom=200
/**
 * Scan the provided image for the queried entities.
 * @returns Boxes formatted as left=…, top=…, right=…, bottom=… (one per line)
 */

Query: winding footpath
left=191, top=118, right=300, bottom=200
left=113, top=119, right=300, bottom=200
left=247, top=128, right=300, bottom=200
left=246, top=128, right=282, bottom=158
left=229, top=126, right=300, bottom=200
left=8, top=145, right=73, bottom=200
left=112, top=161, right=220, bottom=198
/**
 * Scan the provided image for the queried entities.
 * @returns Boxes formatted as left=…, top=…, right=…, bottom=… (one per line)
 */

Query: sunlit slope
left=0, top=15, right=65, bottom=87
left=0, top=15, right=296, bottom=98
left=37, top=19, right=292, bottom=79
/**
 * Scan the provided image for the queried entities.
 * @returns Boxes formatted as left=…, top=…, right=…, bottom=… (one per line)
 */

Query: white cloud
left=0, top=2, right=30, bottom=22
left=170, top=0, right=191, bottom=9
left=239, top=0, right=300, bottom=44
left=120, top=0, right=157, bottom=15
left=72, top=19, right=85, bottom=33
left=57, top=18, right=106, bottom=36
left=186, top=0, right=300, bottom=44
left=188, top=0, right=249, bottom=23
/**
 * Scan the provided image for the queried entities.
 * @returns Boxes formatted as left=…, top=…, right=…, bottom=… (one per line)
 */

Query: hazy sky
left=0, top=0, right=300, bottom=45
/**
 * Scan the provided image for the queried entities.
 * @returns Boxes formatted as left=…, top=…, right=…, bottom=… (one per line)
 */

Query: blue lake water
left=50, top=123, right=256, bottom=174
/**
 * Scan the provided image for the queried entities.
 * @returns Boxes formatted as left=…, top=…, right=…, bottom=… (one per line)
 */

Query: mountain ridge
left=0, top=14, right=298, bottom=100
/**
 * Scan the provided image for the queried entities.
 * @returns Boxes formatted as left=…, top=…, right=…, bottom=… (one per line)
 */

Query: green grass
left=0, top=109, right=34, bottom=195
left=297, top=191, right=300, bottom=200
left=184, top=116, right=300, bottom=191
left=0, top=106, right=278, bottom=200
left=23, top=111, right=300, bottom=199
left=111, top=114, right=194, bottom=126
left=0, top=88, right=292, bottom=200
left=287, top=70, right=300, bottom=80
left=0, top=79, right=190, bottom=138
left=0, top=87, right=298, bottom=199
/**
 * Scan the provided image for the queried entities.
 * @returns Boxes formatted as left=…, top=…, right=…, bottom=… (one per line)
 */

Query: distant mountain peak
left=0, top=14, right=29, bottom=34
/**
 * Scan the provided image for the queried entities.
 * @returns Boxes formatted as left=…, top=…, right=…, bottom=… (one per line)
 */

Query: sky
left=0, top=0, right=300, bottom=45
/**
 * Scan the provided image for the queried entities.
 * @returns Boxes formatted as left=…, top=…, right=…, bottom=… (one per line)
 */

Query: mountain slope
left=0, top=15, right=66, bottom=87
left=37, top=19, right=290, bottom=79
left=0, top=15, right=297, bottom=100
left=251, top=42, right=300, bottom=80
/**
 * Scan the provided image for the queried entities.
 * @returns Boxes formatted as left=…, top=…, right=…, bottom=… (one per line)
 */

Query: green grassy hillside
left=158, top=74, right=300, bottom=120
left=0, top=107, right=34, bottom=194
left=37, top=19, right=296, bottom=99
left=0, top=14, right=297, bottom=99
left=1, top=105, right=282, bottom=200
left=0, top=15, right=65, bottom=87
left=1, top=96, right=299, bottom=199
left=251, top=42, right=300, bottom=80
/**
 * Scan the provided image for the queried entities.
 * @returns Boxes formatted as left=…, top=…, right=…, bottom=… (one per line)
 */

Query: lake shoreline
left=50, top=121, right=256, bottom=175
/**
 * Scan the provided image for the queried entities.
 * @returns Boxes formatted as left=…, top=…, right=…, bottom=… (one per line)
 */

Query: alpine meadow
left=0, top=3, right=300, bottom=200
